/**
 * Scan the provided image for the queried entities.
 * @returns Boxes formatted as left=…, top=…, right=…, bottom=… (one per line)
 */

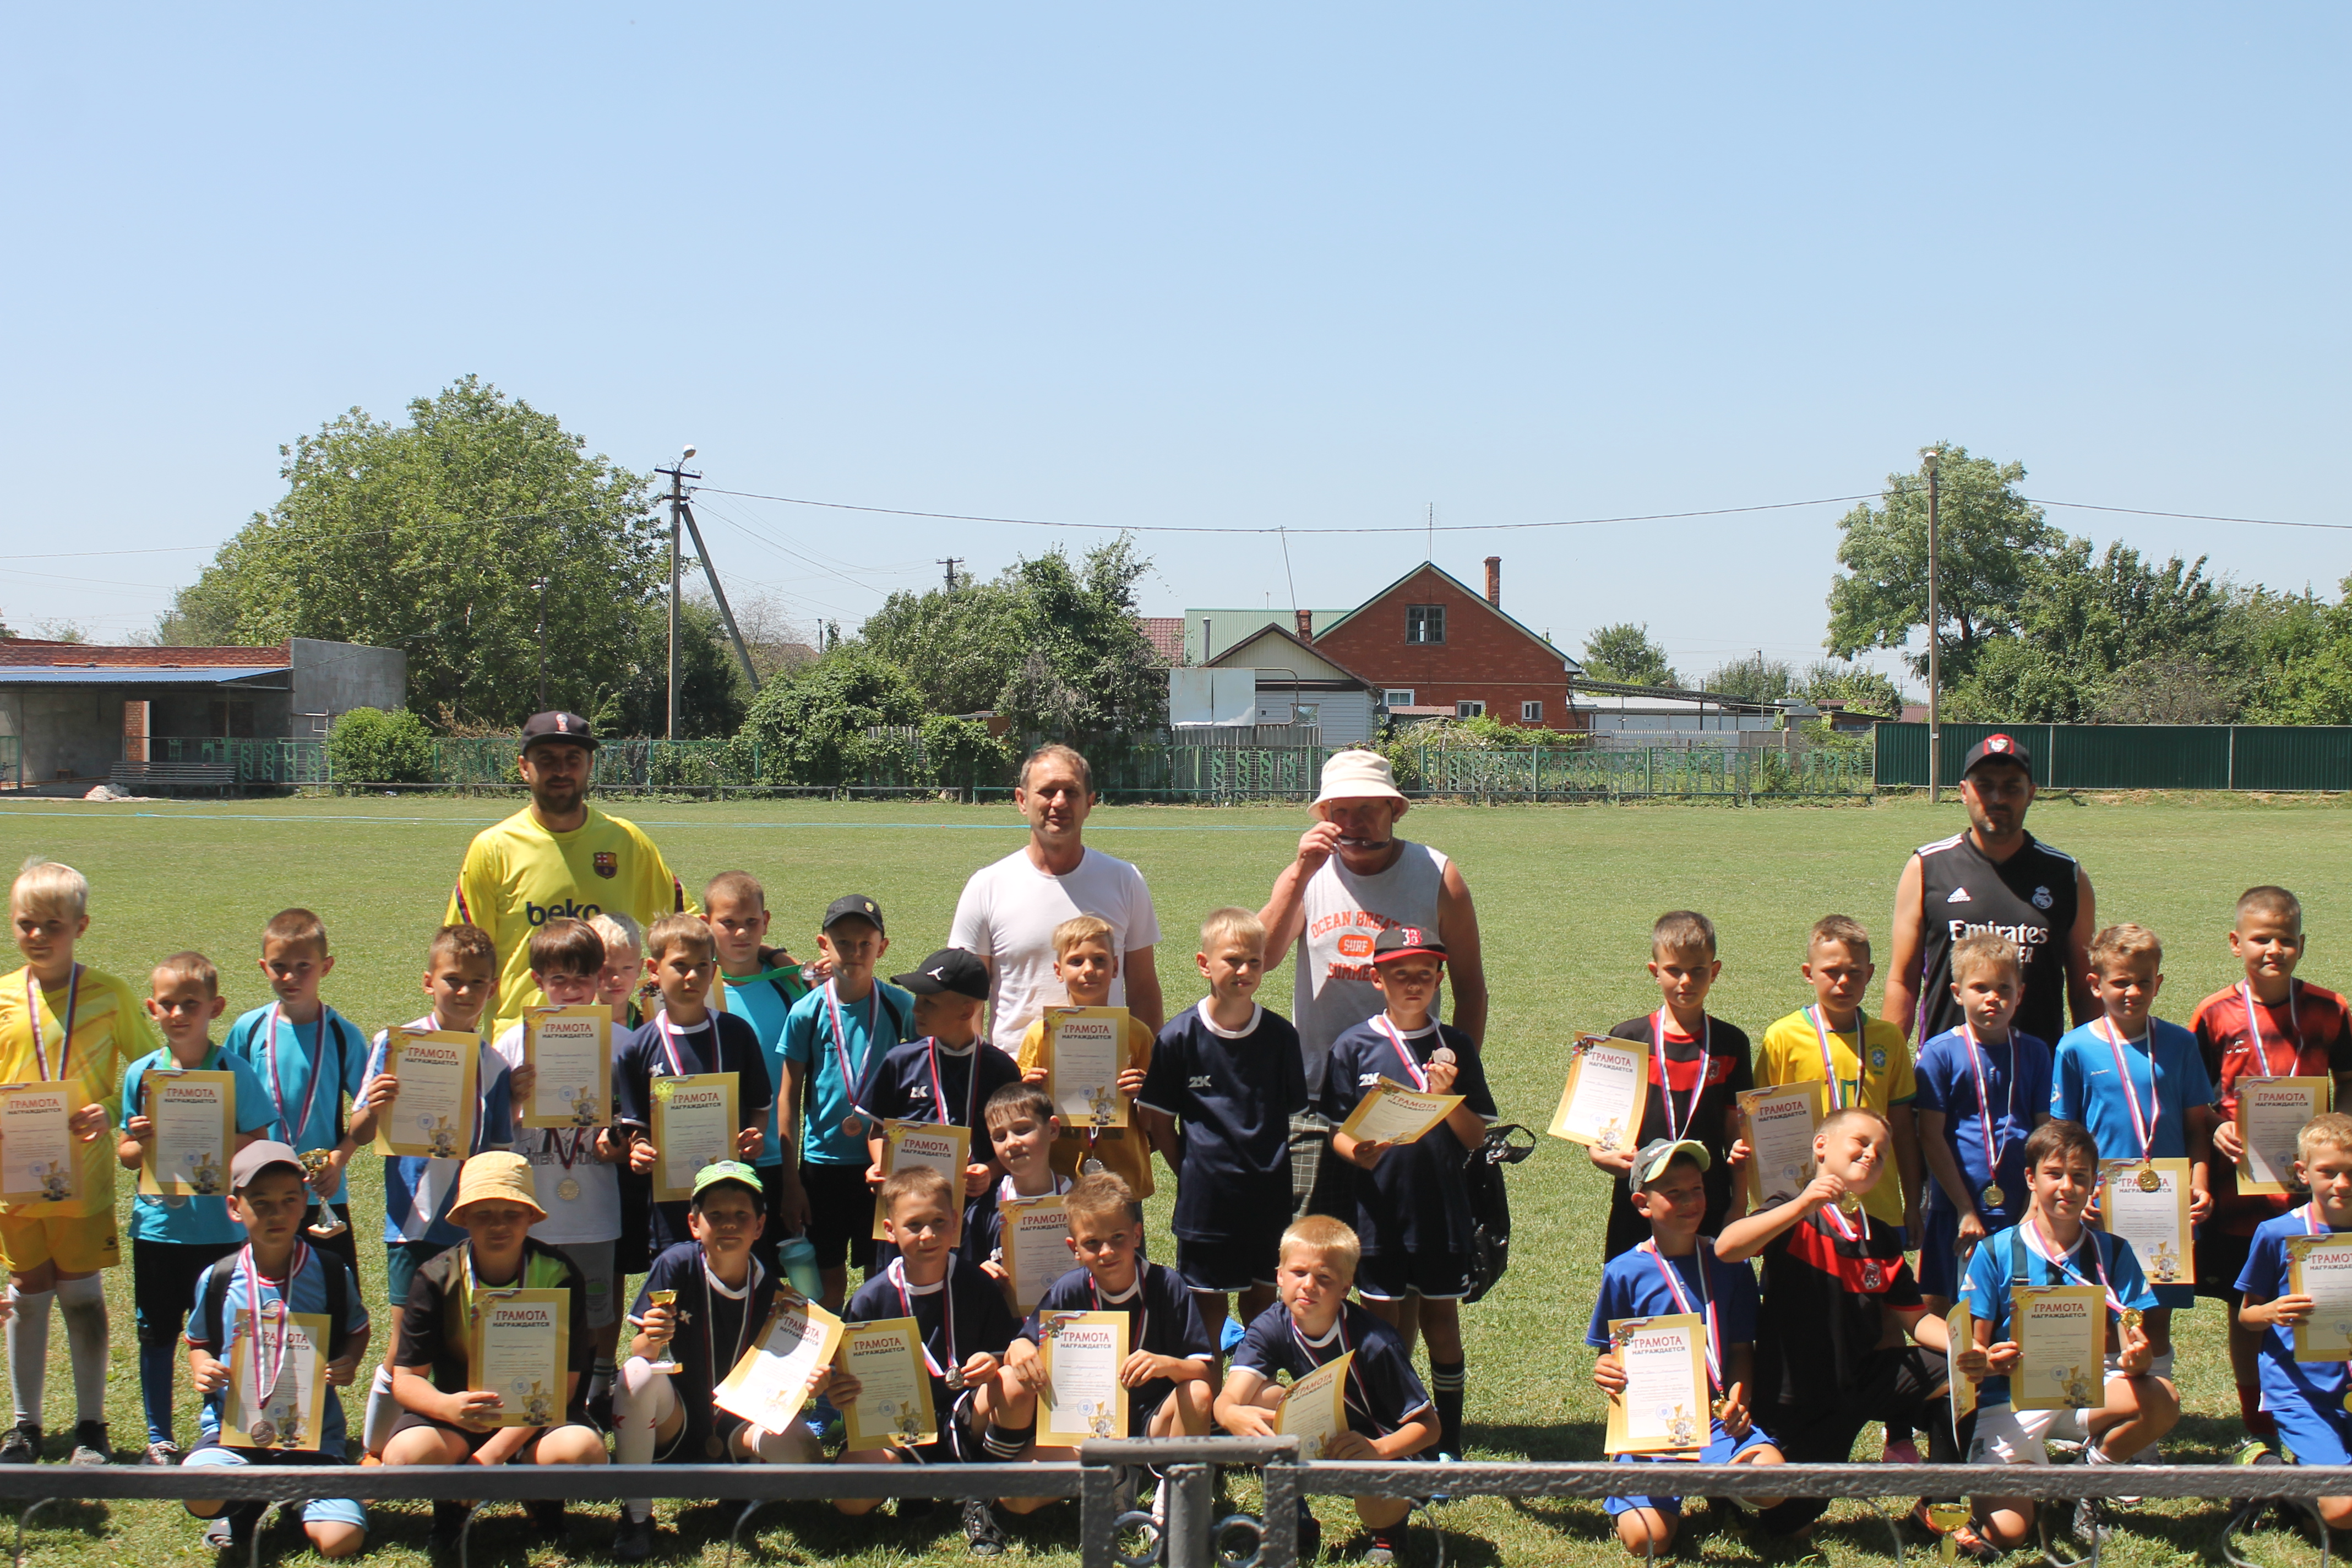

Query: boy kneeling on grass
left=1214, top=1217, right=1438, bottom=1568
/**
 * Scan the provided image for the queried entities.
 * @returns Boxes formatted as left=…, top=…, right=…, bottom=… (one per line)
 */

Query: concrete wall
left=291, top=638, right=406, bottom=724
left=1, top=688, right=123, bottom=782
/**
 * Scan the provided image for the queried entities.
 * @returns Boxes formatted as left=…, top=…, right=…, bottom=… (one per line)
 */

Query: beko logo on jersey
left=526, top=898, right=606, bottom=926
left=1948, top=919, right=2048, bottom=954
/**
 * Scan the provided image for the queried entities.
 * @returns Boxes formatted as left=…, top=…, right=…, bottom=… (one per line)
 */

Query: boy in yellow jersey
left=1016, top=916, right=1166, bottom=1197
left=445, top=712, right=696, bottom=1033
left=0, top=857, right=157, bottom=1466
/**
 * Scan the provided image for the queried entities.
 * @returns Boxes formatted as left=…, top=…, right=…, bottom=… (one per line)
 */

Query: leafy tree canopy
left=1580, top=623, right=1679, bottom=687
left=733, top=644, right=925, bottom=785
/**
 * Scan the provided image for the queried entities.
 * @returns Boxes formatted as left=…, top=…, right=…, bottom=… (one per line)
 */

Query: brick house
left=1308, top=557, right=1583, bottom=730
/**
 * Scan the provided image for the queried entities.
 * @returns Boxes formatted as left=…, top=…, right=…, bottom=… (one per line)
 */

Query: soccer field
left=1, top=790, right=2348, bottom=1568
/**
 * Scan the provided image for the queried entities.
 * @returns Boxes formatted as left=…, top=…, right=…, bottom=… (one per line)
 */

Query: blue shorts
left=1604, top=1420, right=1777, bottom=1518
left=1918, top=1206, right=1969, bottom=1298
left=385, top=1239, right=447, bottom=1309
left=183, top=1443, right=367, bottom=1531
left=2272, top=1389, right=2352, bottom=1468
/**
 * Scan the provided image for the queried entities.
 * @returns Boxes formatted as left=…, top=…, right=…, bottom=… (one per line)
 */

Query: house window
left=1382, top=689, right=1415, bottom=708
left=1406, top=605, right=1446, bottom=644
left=1456, top=700, right=1485, bottom=719
left=1521, top=700, right=1544, bottom=722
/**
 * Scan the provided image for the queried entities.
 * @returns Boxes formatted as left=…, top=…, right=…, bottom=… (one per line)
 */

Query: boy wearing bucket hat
left=380, top=1152, right=605, bottom=1542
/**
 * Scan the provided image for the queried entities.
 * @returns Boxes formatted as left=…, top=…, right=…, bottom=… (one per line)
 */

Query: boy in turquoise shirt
left=705, top=871, right=808, bottom=1271
left=118, top=952, right=279, bottom=1466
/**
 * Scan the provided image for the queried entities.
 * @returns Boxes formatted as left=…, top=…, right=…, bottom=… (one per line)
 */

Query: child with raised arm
left=1589, top=1138, right=1784, bottom=1558
left=118, top=952, right=277, bottom=1465
left=1015, top=915, right=1164, bottom=1196
left=856, top=949, right=1023, bottom=1254
left=1953, top=1118, right=2171, bottom=1553
left=182, top=1142, right=371, bottom=1556
left=2236, top=1112, right=2352, bottom=1527
left=1214, top=1216, right=1439, bottom=1567
left=1137, top=909, right=1308, bottom=1354
left=705, top=870, right=808, bottom=1270
left=2194, top=886, right=2352, bottom=1453
left=971, top=1082, right=1071, bottom=1297
left=1323, top=924, right=1495, bottom=1460
left=0, top=857, right=154, bottom=1466
left=1914, top=933, right=2051, bottom=1314
left=1718, top=1106, right=1954, bottom=1537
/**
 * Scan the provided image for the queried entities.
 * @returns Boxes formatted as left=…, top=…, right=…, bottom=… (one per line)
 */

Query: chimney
left=1294, top=609, right=1313, bottom=644
left=1484, top=556, right=1501, bottom=608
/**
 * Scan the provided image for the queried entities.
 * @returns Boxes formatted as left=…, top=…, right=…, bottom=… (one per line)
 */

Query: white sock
left=752, top=1425, right=813, bottom=1465
left=614, top=1358, right=674, bottom=1523
left=54, top=1276, right=105, bottom=1426
left=2084, top=1444, right=2113, bottom=1464
left=362, top=1364, right=399, bottom=1456
left=7, top=1289, right=51, bottom=1428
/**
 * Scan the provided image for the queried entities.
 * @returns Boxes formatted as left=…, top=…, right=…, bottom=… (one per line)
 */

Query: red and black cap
left=1373, top=925, right=1447, bottom=963
left=1961, top=732, right=2032, bottom=778
left=519, top=711, right=600, bottom=754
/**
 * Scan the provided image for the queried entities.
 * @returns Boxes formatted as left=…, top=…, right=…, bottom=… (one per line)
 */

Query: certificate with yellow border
left=651, top=1072, right=738, bottom=1202
left=373, top=1030, right=480, bottom=1159
left=869, top=1120, right=971, bottom=1241
left=1275, top=1349, right=1351, bottom=1460
left=522, top=1006, right=612, bottom=1131
left=466, top=1288, right=570, bottom=1428
left=1338, top=1078, right=1464, bottom=1146
left=1601, top=1313, right=1708, bottom=1455
left=1738, top=1082, right=1826, bottom=1210
left=2240, top=1077, right=2329, bottom=1196
left=2095, top=1157, right=2193, bottom=1291
left=1548, top=1036, right=1649, bottom=1154
left=1001, top=1195, right=1074, bottom=1313
left=1044, top=1008, right=1129, bottom=1130
left=139, top=1069, right=237, bottom=1197
left=841, top=1316, right=937, bottom=1449
left=222, top=1308, right=331, bottom=1451
left=1038, top=1309, right=1129, bottom=1441
left=2011, top=1284, right=2104, bottom=1412
left=2287, top=1233, right=2352, bottom=1362
left=715, top=1291, right=845, bottom=1434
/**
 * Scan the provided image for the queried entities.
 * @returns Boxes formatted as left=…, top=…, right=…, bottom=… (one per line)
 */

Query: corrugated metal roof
left=0, top=667, right=290, bottom=687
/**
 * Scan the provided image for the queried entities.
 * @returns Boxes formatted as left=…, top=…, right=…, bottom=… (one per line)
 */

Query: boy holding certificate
left=2050, top=923, right=2217, bottom=1375
left=1954, top=1118, right=2172, bottom=1552
left=1914, top=933, right=2051, bottom=1314
left=1596, top=911, right=1753, bottom=1264
left=355, top=923, right=517, bottom=1455
left=1322, top=924, right=1495, bottom=1461
left=2194, top=886, right=2352, bottom=1451
left=1215, top=1216, right=1438, bottom=1567
left=1014, top=915, right=1163, bottom=1198
left=382, top=1152, right=606, bottom=1543
left=182, top=1142, right=371, bottom=1556
left=857, top=950, right=1022, bottom=1239
left=1587, top=1138, right=1784, bottom=1558
left=612, top=1161, right=850, bottom=1562
left=837, top=1166, right=1033, bottom=1556
left=615, top=914, right=772, bottom=1257
left=118, top=952, right=277, bottom=1466
left=704, top=870, right=809, bottom=1270
left=1, top=857, right=154, bottom=1468
left=2236, top=1112, right=2352, bottom=1526
left=971, top=1083, right=1072, bottom=1293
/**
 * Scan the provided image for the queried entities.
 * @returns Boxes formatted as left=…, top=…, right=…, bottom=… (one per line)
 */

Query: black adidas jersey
left=1912, top=830, right=2080, bottom=1047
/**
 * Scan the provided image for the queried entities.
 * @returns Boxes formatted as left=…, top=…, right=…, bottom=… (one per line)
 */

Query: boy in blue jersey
left=1955, top=1119, right=2172, bottom=1552
left=2237, top=1113, right=2352, bottom=1527
left=705, top=870, right=809, bottom=1272
left=857, top=949, right=1023, bottom=1245
left=183, top=1142, right=371, bottom=1557
left=1215, top=1216, right=1438, bottom=1566
left=353, top=923, right=516, bottom=1456
left=1137, top=908, right=1309, bottom=1355
left=1325, top=924, right=1495, bottom=1461
left=117, top=952, right=278, bottom=1467
left=1588, top=1139, right=1784, bottom=1558
left=224, top=910, right=371, bottom=1280
left=2050, top=923, right=2216, bottom=1371
left=1915, top=933, right=2051, bottom=1313
left=780, top=896, right=911, bottom=1309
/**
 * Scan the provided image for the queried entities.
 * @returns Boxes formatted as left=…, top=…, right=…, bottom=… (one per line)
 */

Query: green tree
left=1826, top=447, right=2062, bottom=680
left=1580, top=623, right=1679, bottom=687
left=326, top=707, right=436, bottom=783
left=1800, top=660, right=1905, bottom=717
left=734, top=645, right=925, bottom=785
left=1940, top=639, right=2090, bottom=722
left=1702, top=654, right=1794, bottom=704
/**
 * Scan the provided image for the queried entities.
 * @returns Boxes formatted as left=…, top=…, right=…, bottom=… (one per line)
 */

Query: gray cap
left=230, top=1141, right=307, bottom=1193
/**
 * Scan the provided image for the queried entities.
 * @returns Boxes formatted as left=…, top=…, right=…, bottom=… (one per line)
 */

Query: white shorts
left=1970, top=1351, right=2174, bottom=1466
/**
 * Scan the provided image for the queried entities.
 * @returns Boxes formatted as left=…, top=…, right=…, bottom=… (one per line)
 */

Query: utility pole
left=678, top=498, right=761, bottom=696
left=1924, top=447, right=1943, bottom=804
left=938, top=557, right=964, bottom=592
left=655, top=449, right=700, bottom=739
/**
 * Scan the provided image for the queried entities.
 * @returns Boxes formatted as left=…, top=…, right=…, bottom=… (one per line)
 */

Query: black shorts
left=2198, top=1227, right=2256, bottom=1302
left=132, top=1238, right=238, bottom=1348
left=1355, top=1250, right=1472, bottom=1303
left=1756, top=1344, right=1953, bottom=1534
left=1177, top=1233, right=1282, bottom=1295
left=801, top=1162, right=872, bottom=1273
left=614, top=1167, right=654, bottom=1275
left=387, top=1409, right=596, bottom=1455
left=753, top=1164, right=790, bottom=1274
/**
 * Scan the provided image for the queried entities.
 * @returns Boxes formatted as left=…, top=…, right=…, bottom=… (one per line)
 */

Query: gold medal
left=1982, top=1183, right=2006, bottom=1209
left=557, top=1177, right=581, bottom=1202
left=2122, top=1307, right=2143, bottom=1332
left=1838, top=1192, right=1862, bottom=1215
left=2137, top=1164, right=2163, bottom=1193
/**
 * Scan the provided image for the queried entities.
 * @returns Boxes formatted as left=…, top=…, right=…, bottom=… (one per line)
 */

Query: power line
left=2026, top=498, right=2352, bottom=531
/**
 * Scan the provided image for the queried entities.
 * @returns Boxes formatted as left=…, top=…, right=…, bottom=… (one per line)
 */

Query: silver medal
left=1430, top=1047, right=1457, bottom=1068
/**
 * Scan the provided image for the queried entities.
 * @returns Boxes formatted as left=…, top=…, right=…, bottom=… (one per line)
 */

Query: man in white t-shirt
left=949, top=743, right=1166, bottom=1053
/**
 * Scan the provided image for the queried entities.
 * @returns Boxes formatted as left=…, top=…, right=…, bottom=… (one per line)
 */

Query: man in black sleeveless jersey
left=1882, top=733, right=2098, bottom=1050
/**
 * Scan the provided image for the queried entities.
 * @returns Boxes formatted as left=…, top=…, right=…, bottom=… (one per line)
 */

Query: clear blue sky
left=7, top=4, right=2345, bottom=689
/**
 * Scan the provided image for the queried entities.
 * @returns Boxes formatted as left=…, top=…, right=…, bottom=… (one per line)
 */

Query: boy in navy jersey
left=1324, top=924, right=1495, bottom=1460
left=1588, top=1139, right=1784, bottom=1558
left=2237, top=1113, right=2352, bottom=1529
left=614, top=914, right=772, bottom=1257
left=1215, top=1216, right=1438, bottom=1566
left=1137, top=908, right=1309, bottom=1354
left=971, top=1082, right=1071, bottom=1295
left=857, top=950, right=1024, bottom=1253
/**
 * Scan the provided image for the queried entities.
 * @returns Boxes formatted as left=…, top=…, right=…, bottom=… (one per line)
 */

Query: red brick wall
left=1313, top=566, right=1578, bottom=729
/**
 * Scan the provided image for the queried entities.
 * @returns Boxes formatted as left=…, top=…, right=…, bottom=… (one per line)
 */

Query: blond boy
left=1016, top=914, right=1170, bottom=1195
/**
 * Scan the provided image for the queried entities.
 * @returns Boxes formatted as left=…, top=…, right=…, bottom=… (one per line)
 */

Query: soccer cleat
left=611, top=1515, right=655, bottom=1562
left=2071, top=1498, right=2109, bottom=1544
left=962, top=1497, right=1008, bottom=1557
left=1361, top=1529, right=1402, bottom=1566
left=202, top=1515, right=238, bottom=1553
left=0, top=1422, right=39, bottom=1464
left=143, top=1439, right=182, bottom=1467
left=68, top=1420, right=109, bottom=1466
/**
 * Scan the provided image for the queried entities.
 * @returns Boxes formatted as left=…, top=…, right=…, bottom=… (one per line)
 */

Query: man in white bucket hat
left=1257, top=749, right=1487, bottom=1097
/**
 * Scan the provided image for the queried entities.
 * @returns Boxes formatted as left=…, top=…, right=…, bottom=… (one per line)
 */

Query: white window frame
left=1456, top=700, right=1485, bottom=719
left=1521, top=700, right=1543, bottom=722
left=1406, top=605, right=1446, bottom=645
left=1382, top=689, right=1415, bottom=708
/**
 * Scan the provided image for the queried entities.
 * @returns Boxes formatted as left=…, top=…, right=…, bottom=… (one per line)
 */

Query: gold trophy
left=646, top=1290, right=681, bottom=1373
left=1925, top=1502, right=1972, bottom=1561
left=297, top=1150, right=347, bottom=1237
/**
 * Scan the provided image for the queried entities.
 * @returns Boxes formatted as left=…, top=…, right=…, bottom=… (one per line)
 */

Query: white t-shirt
left=949, top=844, right=1162, bottom=1052
left=492, top=1022, right=623, bottom=1244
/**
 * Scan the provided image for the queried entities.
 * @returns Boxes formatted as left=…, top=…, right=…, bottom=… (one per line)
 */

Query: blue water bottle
left=778, top=1234, right=823, bottom=1301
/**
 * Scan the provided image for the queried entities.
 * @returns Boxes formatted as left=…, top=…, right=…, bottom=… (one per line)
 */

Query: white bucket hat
left=1313, top=749, right=1407, bottom=809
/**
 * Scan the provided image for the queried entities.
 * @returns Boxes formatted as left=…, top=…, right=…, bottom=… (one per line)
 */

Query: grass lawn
left=2, top=788, right=2350, bottom=1567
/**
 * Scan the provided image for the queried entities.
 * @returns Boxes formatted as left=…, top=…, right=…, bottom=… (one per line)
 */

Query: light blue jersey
left=120, top=1047, right=280, bottom=1245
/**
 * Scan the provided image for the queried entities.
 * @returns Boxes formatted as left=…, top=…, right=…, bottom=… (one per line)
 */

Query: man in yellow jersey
left=445, top=714, right=697, bottom=1033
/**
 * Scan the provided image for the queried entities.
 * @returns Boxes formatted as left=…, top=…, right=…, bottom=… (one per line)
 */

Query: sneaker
left=0, top=1422, right=39, bottom=1464
left=1427, top=1451, right=1459, bottom=1504
left=1361, top=1530, right=1403, bottom=1566
left=2234, top=1439, right=2286, bottom=1471
left=2070, top=1498, right=2108, bottom=1544
left=962, top=1498, right=1008, bottom=1557
left=1881, top=1436, right=1923, bottom=1465
left=69, top=1420, right=109, bottom=1466
left=143, top=1439, right=181, bottom=1467
left=611, top=1515, right=656, bottom=1563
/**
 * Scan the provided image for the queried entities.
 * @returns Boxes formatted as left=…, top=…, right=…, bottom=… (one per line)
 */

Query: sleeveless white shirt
left=1292, top=841, right=1450, bottom=1095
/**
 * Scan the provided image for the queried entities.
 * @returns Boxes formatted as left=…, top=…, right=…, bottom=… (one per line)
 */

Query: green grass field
left=2, top=789, right=2350, bottom=1568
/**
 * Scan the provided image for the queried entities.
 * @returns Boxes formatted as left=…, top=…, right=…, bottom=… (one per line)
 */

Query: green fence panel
left=0, top=736, right=19, bottom=791
left=1874, top=722, right=2352, bottom=792
left=2230, top=727, right=2352, bottom=791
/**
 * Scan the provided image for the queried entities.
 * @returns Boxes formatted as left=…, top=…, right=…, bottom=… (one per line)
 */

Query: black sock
left=1430, top=1358, right=1466, bottom=1456
left=981, top=1421, right=1033, bottom=1461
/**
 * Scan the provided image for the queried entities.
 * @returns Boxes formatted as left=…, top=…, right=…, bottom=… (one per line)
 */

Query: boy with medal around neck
left=778, top=896, right=912, bottom=1311
left=2049, top=922, right=2217, bottom=1372
left=2193, top=885, right=2352, bottom=1453
left=1588, top=1138, right=1784, bottom=1559
left=1597, top=910, right=1754, bottom=1263
left=1954, top=1118, right=2171, bottom=1553
left=182, top=1141, right=371, bottom=1558
left=971, top=1082, right=1072, bottom=1299
left=611, top=1161, right=852, bottom=1563
left=614, top=913, right=772, bottom=1258
left=1322, top=923, right=1496, bottom=1462
left=703, top=870, right=809, bottom=1272
left=2235, top=1112, right=2352, bottom=1526
left=1914, top=932, right=2052, bottom=1316
left=117, top=951, right=278, bottom=1466
left=1014, top=914, right=1167, bottom=1196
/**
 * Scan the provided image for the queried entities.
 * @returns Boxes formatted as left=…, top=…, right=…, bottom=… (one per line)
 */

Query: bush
left=328, top=707, right=435, bottom=784
left=920, top=715, right=1015, bottom=790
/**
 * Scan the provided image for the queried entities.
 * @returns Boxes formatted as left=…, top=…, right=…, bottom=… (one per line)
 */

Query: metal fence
left=148, top=737, right=331, bottom=786
left=0, top=735, right=18, bottom=791
left=1390, top=741, right=1874, bottom=801
left=1876, top=721, right=2352, bottom=791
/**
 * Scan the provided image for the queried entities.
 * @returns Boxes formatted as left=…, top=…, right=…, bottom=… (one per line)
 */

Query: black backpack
left=1460, top=1123, right=1536, bottom=1305
left=199, top=1254, right=355, bottom=1364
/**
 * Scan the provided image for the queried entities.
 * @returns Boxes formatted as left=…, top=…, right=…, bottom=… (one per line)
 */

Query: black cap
left=1961, top=732, right=2032, bottom=778
left=892, top=948, right=989, bottom=1000
left=1373, top=925, right=1446, bottom=963
left=519, top=712, right=600, bottom=754
left=823, top=895, right=885, bottom=935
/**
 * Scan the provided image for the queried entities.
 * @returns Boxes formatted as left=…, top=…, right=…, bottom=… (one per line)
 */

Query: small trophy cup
left=298, top=1150, right=347, bottom=1237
